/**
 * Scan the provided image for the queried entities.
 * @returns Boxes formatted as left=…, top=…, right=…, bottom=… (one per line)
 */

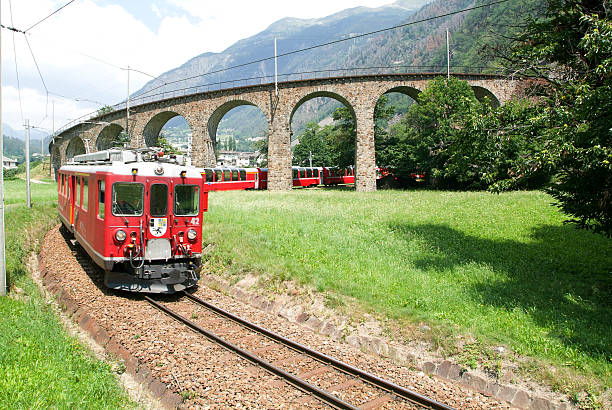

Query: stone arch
left=65, top=137, right=86, bottom=160
left=207, top=99, right=267, bottom=147
left=289, top=91, right=356, bottom=134
left=143, top=111, right=192, bottom=147
left=471, top=86, right=500, bottom=107
left=96, top=123, right=124, bottom=151
left=380, top=85, right=421, bottom=102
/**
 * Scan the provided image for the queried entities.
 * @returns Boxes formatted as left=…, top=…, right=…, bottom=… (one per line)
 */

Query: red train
left=57, top=149, right=208, bottom=293
left=199, top=166, right=356, bottom=191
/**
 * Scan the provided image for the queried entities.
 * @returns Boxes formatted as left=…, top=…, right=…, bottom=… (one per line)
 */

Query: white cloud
left=1, top=0, right=399, bottom=132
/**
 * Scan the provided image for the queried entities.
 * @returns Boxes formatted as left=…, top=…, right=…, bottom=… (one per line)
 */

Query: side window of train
left=223, top=170, right=231, bottom=182
left=293, top=169, right=298, bottom=179
left=215, top=170, right=222, bottom=182
left=300, top=169, right=306, bottom=178
left=98, top=180, right=105, bottom=219
left=82, top=177, right=88, bottom=211
left=174, top=185, right=199, bottom=216
left=150, top=184, right=168, bottom=217
left=112, top=182, right=144, bottom=216
left=307, top=169, right=312, bottom=178
left=77, top=177, right=82, bottom=207
left=239, top=169, right=246, bottom=180
left=314, top=169, right=319, bottom=177
left=205, top=169, right=214, bottom=182
left=232, top=169, right=239, bottom=181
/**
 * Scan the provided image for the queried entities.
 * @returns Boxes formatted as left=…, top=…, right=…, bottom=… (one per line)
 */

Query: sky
left=0, top=0, right=408, bottom=135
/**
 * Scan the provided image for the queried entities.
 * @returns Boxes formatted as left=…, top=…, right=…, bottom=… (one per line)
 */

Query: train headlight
left=187, top=229, right=197, bottom=241
left=115, top=230, right=127, bottom=242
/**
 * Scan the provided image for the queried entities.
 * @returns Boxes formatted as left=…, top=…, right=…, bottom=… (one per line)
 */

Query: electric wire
left=133, top=0, right=515, bottom=99
left=23, top=34, right=50, bottom=126
left=8, top=0, right=24, bottom=126
left=24, top=0, right=78, bottom=33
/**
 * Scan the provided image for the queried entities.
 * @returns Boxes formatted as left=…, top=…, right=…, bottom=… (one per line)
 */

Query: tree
left=97, top=105, right=114, bottom=117
left=293, top=122, right=332, bottom=166
left=252, top=138, right=268, bottom=167
left=498, top=0, right=612, bottom=236
left=386, top=76, right=480, bottom=185
left=157, top=134, right=180, bottom=155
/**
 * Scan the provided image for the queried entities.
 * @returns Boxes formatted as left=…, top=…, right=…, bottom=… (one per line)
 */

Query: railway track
left=145, top=291, right=455, bottom=410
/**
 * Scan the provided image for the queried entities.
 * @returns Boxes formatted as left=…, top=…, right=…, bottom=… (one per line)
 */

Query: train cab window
left=232, top=169, right=239, bottom=181
left=223, top=170, right=231, bottom=182
left=204, top=169, right=214, bottom=182
left=299, top=168, right=306, bottom=178
left=174, top=185, right=199, bottom=216
left=239, top=169, right=246, bottom=180
left=150, top=184, right=168, bottom=217
left=214, top=169, right=222, bottom=182
left=293, top=169, right=298, bottom=179
left=112, top=182, right=144, bottom=216
left=82, top=177, right=88, bottom=211
left=98, top=181, right=105, bottom=219
left=307, top=169, right=313, bottom=178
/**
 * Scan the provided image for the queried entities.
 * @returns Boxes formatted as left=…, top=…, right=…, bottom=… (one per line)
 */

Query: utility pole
left=50, top=101, right=54, bottom=177
left=126, top=65, right=130, bottom=142
left=309, top=151, right=313, bottom=168
left=274, top=38, right=278, bottom=97
left=446, top=28, right=450, bottom=79
left=0, top=4, right=7, bottom=296
left=25, top=119, right=31, bottom=208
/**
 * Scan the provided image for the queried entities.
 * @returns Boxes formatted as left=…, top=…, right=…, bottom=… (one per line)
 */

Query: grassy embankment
left=0, top=178, right=133, bottom=408
left=202, top=189, right=611, bottom=399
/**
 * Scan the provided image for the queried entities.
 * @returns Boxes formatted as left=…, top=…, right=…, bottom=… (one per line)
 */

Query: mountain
left=2, top=122, right=49, bottom=142
left=135, top=0, right=544, bottom=151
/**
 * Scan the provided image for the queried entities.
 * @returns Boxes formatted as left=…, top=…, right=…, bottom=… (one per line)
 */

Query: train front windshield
left=150, top=184, right=168, bottom=217
left=174, top=185, right=199, bottom=216
left=112, top=183, right=144, bottom=216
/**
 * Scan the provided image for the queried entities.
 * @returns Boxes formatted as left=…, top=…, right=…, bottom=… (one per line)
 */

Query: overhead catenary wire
left=133, top=0, right=515, bottom=99
left=8, top=0, right=24, bottom=126
left=24, top=0, right=78, bottom=33
left=23, top=34, right=50, bottom=125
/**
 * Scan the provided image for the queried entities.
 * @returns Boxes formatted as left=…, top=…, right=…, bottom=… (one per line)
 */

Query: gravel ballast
left=40, top=225, right=514, bottom=409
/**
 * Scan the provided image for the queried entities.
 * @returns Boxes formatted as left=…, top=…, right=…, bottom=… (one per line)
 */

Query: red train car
left=292, top=166, right=321, bottom=187
left=200, top=167, right=260, bottom=190
left=321, top=166, right=355, bottom=186
left=57, top=149, right=208, bottom=293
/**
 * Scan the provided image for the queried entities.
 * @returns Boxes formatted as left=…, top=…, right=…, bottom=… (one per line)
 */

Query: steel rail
left=183, top=291, right=454, bottom=410
left=144, top=295, right=358, bottom=410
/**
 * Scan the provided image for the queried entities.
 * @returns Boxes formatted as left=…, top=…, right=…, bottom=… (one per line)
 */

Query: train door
left=69, top=174, right=76, bottom=226
left=172, top=182, right=201, bottom=256
left=144, top=181, right=173, bottom=262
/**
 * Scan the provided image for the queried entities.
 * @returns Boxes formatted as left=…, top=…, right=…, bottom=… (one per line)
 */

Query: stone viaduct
left=50, top=73, right=523, bottom=191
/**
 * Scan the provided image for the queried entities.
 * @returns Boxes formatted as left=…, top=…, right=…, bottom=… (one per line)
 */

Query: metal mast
left=0, top=4, right=7, bottom=296
left=446, top=29, right=450, bottom=79
left=25, top=119, right=31, bottom=208
left=274, top=38, right=278, bottom=96
left=126, top=65, right=130, bottom=142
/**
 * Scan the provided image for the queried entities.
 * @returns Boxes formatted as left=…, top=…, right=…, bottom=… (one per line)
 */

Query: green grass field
left=202, top=189, right=612, bottom=394
left=0, top=179, right=133, bottom=408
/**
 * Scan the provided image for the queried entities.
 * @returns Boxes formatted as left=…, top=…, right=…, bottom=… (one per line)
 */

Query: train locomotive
left=57, top=148, right=208, bottom=293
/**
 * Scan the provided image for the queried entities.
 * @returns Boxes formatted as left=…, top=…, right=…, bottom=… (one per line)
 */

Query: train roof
left=59, top=149, right=202, bottom=178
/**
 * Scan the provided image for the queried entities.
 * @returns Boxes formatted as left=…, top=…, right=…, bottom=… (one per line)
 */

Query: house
left=2, top=156, right=18, bottom=169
